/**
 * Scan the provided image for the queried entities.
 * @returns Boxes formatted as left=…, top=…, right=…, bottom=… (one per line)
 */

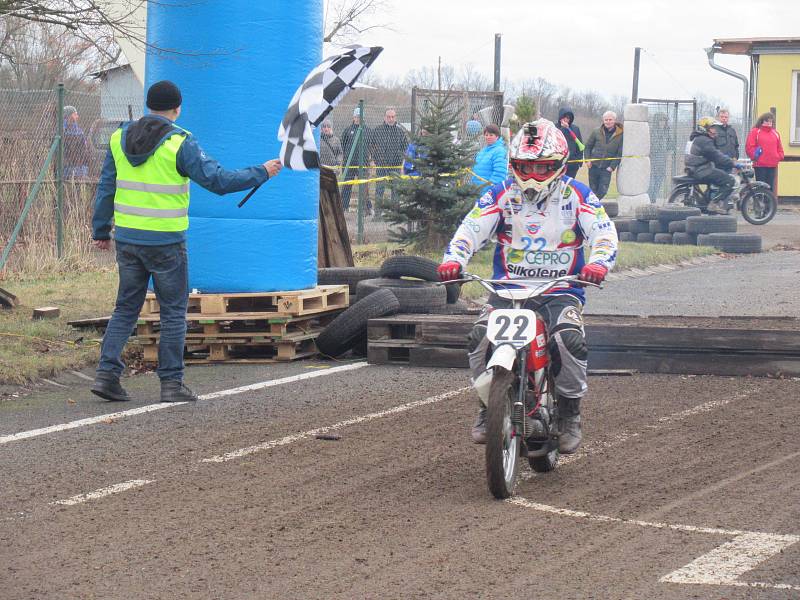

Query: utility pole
left=493, top=34, right=502, bottom=92
left=631, top=46, right=641, bottom=103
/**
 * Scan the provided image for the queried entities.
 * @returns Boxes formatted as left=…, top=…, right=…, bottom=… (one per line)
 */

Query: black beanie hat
left=146, top=80, right=182, bottom=111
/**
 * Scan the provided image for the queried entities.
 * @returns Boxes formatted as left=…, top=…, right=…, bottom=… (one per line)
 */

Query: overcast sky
left=343, top=0, right=796, bottom=118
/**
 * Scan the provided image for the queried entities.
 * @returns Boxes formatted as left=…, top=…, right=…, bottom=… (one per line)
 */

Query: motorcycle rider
left=437, top=119, right=618, bottom=454
left=685, top=117, right=738, bottom=214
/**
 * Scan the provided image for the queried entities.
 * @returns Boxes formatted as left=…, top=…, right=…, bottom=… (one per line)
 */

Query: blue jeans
left=98, top=242, right=188, bottom=381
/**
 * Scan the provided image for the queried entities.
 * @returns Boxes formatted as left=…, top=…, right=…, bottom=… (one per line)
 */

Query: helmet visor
left=511, top=158, right=563, bottom=182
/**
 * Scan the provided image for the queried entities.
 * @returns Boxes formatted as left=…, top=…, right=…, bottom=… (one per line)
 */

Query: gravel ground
left=1, top=364, right=798, bottom=599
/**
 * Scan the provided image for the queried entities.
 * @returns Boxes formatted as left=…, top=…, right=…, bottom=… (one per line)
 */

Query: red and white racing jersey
left=443, top=176, right=618, bottom=302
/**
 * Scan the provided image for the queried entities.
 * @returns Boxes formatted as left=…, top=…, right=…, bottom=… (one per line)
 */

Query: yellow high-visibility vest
left=109, top=127, right=190, bottom=232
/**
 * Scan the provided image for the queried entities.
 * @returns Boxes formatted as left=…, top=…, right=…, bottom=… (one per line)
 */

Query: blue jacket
left=470, top=138, right=507, bottom=189
left=92, top=114, right=269, bottom=246
left=402, top=142, right=426, bottom=176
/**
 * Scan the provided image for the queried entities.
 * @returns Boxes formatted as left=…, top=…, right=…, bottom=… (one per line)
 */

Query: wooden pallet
left=135, top=311, right=341, bottom=339
left=139, top=334, right=317, bottom=363
left=139, top=285, right=348, bottom=318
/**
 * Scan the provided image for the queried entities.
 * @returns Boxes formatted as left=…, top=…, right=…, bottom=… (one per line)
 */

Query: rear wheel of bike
left=667, top=185, right=703, bottom=207
left=740, top=188, right=777, bottom=225
left=485, top=367, right=521, bottom=499
left=528, top=369, right=559, bottom=473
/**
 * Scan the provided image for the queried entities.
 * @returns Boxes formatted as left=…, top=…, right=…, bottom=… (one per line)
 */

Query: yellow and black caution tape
left=328, top=154, right=648, bottom=186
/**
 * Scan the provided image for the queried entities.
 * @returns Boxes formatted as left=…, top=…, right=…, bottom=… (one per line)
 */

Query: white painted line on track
left=198, top=361, right=368, bottom=400
left=508, top=499, right=800, bottom=591
left=51, top=479, right=154, bottom=506
left=661, top=533, right=800, bottom=591
left=0, top=362, right=369, bottom=445
left=0, top=403, right=185, bottom=445
left=201, top=386, right=471, bottom=463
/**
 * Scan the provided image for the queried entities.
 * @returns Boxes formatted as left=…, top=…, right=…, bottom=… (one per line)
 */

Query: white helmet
left=509, top=119, right=569, bottom=200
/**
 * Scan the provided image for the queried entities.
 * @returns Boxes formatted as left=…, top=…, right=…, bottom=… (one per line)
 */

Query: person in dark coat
left=584, top=111, right=623, bottom=199
left=319, top=120, right=343, bottom=169
left=340, top=109, right=371, bottom=211
left=712, top=108, right=740, bottom=159
left=370, top=107, right=409, bottom=209
left=685, top=116, right=738, bottom=213
left=556, top=107, right=584, bottom=179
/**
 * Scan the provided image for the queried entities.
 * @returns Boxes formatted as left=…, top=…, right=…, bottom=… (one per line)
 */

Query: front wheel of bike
left=667, top=185, right=703, bottom=207
left=740, top=187, right=777, bottom=225
left=485, top=367, right=521, bottom=499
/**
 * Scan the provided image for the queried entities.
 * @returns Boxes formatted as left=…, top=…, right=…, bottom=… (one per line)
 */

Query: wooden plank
left=0, top=286, right=19, bottom=308
left=586, top=325, right=800, bottom=354
left=32, top=306, right=60, bottom=319
left=318, top=166, right=354, bottom=268
left=67, top=316, right=111, bottom=329
left=587, top=349, right=800, bottom=377
left=368, top=344, right=469, bottom=368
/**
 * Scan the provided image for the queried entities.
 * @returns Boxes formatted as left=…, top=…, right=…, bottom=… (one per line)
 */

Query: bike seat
left=672, top=175, right=698, bottom=184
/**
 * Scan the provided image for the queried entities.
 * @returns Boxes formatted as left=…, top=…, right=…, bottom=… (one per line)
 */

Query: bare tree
left=324, top=0, right=390, bottom=44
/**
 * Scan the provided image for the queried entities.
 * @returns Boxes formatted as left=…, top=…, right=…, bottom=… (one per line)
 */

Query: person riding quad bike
left=437, top=119, right=618, bottom=454
left=685, top=116, right=744, bottom=214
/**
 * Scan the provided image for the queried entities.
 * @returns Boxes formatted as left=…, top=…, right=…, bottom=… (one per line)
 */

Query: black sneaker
left=90, top=372, right=131, bottom=402
left=160, top=380, right=199, bottom=403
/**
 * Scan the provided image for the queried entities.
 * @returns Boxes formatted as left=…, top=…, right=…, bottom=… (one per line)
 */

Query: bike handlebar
left=439, top=273, right=601, bottom=297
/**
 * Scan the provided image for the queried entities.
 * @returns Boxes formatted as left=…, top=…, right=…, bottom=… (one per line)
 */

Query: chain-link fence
left=641, top=99, right=697, bottom=202
left=1, top=86, right=142, bottom=272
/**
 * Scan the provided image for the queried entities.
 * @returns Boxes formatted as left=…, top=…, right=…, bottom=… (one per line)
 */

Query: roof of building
left=89, top=64, right=132, bottom=79
left=712, top=37, right=800, bottom=55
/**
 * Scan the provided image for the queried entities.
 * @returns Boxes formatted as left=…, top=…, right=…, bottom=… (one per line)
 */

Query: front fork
left=514, top=346, right=528, bottom=438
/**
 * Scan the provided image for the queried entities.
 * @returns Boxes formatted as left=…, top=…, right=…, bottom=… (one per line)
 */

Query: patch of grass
left=0, top=269, right=118, bottom=384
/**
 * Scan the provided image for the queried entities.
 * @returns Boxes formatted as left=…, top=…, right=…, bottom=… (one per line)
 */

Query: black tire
left=314, top=288, right=400, bottom=357
left=601, top=201, right=619, bottom=218
left=318, top=267, right=381, bottom=297
left=672, top=232, right=696, bottom=245
left=685, top=215, right=738, bottom=234
left=636, top=233, right=654, bottom=243
left=629, top=219, right=651, bottom=234
left=611, top=218, right=633, bottom=233
left=653, top=233, right=673, bottom=244
left=707, top=233, right=762, bottom=254
left=648, top=219, right=667, bottom=234
left=696, top=233, right=714, bottom=246
left=356, top=278, right=447, bottom=313
left=668, top=185, right=704, bottom=208
left=740, top=188, right=777, bottom=225
left=634, top=205, right=659, bottom=221
left=485, top=367, right=521, bottom=499
left=619, top=231, right=636, bottom=242
left=379, top=255, right=461, bottom=304
left=657, top=206, right=702, bottom=222
left=668, top=220, right=687, bottom=233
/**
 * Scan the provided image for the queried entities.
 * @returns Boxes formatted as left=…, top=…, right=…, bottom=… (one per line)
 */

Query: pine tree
left=383, top=93, right=483, bottom=251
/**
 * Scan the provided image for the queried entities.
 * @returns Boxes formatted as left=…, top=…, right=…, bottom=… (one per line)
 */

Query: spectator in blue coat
left=470, top=124, right=508, bottom=189
left=402, top=128, right=428, bottom=176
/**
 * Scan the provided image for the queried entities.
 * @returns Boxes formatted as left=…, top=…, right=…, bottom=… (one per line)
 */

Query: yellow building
left=713, top=37, right=800, bottom=199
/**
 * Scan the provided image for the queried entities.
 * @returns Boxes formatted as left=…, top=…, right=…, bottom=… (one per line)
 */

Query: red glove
left=578, top=263, right=608, bottom=285
left=437, top=261, right=462, bottom=281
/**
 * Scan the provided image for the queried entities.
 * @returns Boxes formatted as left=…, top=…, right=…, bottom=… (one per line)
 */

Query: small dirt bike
left=668, top=160, right=777, bottom=225
left=447, top=273, right=599, bottom=499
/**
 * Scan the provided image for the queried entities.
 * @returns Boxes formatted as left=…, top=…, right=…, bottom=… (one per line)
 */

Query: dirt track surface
left=1, top=361, right=798, bottom=599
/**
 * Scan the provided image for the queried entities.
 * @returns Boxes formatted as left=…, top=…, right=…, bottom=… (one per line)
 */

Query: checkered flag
left=278, top=45, right=383, bottom=170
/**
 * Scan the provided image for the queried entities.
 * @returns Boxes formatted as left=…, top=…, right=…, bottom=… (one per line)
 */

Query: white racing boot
left=558, top=396, right=582, bottom=454
left=471, top=405, right=487, bottom=444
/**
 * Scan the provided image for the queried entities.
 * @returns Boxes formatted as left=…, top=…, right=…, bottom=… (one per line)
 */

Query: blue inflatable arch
left=146, top=0, right=322, bottom=292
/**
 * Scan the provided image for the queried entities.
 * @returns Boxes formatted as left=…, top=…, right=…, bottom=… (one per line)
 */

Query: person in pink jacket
left=745, top=112, right=785, bottom=191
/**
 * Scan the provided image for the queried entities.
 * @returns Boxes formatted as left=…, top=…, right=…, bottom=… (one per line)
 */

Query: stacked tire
left=315, top=255, right=465, bottom=358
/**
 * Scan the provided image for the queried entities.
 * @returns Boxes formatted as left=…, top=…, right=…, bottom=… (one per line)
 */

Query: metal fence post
left=55, top=83, right=64, bottom=259
left=356, top=99, right=365, bottom=244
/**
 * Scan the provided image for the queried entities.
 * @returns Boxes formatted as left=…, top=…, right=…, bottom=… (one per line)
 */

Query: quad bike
left=446, top=273, right=599, bottom=499
left=668, top=159, right=777, bottom=225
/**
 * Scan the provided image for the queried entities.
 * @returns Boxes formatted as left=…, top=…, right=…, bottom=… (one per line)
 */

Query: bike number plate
left=486, top=309, right=538, bottom=348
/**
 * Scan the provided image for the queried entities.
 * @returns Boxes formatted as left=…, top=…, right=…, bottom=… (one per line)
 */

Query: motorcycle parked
left=668, top=159, right=776, bottom=225
left=447, top=273, right=599, bottom=499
